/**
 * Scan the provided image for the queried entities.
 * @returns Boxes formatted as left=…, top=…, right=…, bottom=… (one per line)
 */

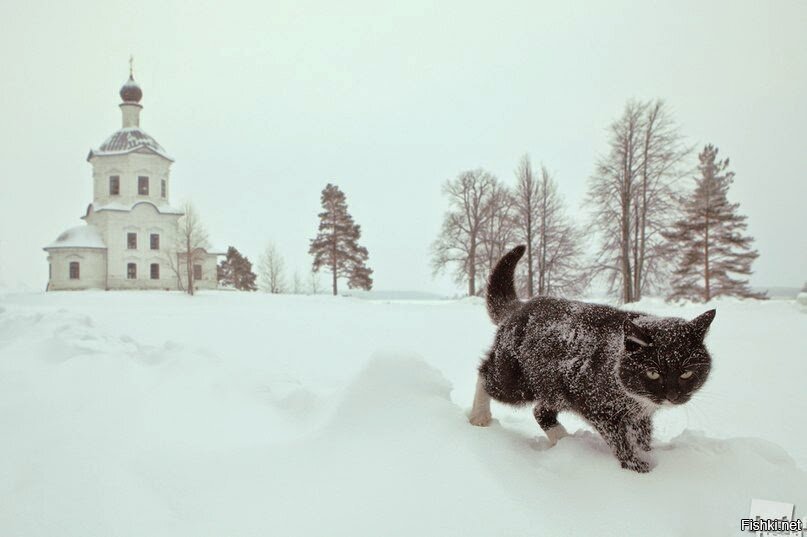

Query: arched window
left=69, top=262, right=79, bottom=279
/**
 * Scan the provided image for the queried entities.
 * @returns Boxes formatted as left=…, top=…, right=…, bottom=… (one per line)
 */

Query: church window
left=127, top=232, right=137, bottom=249
left=127, top=263, right=137, bottom=279
left=69, top=262, right=79, bottom=279
left=161, top=179, right=166, bottom=198
left=109, top=176, right=120, bottom=195
left=150, top=233, right=160, bottom=250
left=150, top=263, right=160, bottom=279
left=193, top=264, right=202, bottom=281
left=138, top=176, right=149, bottom=195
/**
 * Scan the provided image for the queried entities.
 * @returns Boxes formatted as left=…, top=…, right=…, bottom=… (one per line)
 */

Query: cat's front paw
left=621, top=458, right=651, bottom=473
left=469, top=411, right=492, bottom=427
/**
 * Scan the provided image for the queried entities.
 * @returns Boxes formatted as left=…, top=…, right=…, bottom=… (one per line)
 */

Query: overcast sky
left=0, top=0, right=804, bottom=294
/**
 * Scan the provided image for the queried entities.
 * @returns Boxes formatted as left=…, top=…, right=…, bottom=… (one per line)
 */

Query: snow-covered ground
left=0, top=291, right=804, bottom=536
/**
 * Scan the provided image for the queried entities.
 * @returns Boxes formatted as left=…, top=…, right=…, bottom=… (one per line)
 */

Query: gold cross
left=129, top=55, right=134, bottom=78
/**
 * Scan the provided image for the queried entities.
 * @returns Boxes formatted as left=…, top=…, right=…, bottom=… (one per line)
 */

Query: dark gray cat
left=469, top=245, right=715, bottom=472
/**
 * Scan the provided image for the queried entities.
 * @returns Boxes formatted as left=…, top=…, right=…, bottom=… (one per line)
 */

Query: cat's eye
left=680, top=370, right=693, bottom=379
left=645, top=369, right=660, bottom=380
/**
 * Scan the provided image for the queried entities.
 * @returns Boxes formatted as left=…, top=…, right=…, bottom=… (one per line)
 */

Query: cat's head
left=617, top=310, right=715, bottom=407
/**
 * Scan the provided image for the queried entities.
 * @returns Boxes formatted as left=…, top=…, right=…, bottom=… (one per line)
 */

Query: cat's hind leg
left=469, top=374, right=492, bottom=427
left=533, top=405, right=568, bottom=446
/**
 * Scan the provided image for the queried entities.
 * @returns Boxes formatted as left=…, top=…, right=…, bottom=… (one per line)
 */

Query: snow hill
left=0, top=291, right=804, bottom=536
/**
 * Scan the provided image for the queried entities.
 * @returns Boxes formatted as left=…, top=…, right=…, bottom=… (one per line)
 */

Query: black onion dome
left=119, top=76, right=142, bottom=103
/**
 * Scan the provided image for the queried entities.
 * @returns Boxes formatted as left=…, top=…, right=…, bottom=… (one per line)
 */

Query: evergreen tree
left=217, top=246, right=258, bottom=291
left=663, top=145, right=766, bottom=302
left=309, top=184, right=373, bottom=295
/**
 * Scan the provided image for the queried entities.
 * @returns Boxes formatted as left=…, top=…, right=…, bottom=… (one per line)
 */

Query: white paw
left=545, top=424, right=569, bottom=446
left=469, top=411, right=492, bottom=427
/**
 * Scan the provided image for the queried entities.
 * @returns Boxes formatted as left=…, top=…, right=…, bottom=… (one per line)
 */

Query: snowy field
left=0, top=291, right=805, bottom=536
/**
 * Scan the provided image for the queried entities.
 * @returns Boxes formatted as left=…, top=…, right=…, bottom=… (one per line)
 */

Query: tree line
left=178, top=99, right=763, bottom=303
left=193, top=183, right=374, bottom=296
left=433, top=99, right=764, bottom=303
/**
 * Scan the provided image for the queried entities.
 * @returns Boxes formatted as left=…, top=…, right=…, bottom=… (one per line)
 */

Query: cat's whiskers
left=688, top=388, right=728, bottom=403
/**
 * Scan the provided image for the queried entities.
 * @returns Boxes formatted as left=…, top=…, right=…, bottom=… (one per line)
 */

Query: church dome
left=44, top=225, right=106, bottom=250
left=119, top=75, right=142, bottom=103
left=88, top=126, right=173, bottom=161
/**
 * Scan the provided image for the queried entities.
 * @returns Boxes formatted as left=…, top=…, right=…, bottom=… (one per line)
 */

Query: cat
left=469, top=245, right=715, bottom=473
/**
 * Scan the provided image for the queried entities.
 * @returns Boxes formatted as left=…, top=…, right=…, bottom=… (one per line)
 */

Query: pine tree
left=309, top=184, right=373, bottom=295
left=217, top=246, right=258, bottom=291
left=663, top=145, right=766, bottom=302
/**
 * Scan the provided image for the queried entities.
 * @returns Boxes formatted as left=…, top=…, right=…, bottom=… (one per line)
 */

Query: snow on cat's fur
left=471, top=245, right=716, bottom=472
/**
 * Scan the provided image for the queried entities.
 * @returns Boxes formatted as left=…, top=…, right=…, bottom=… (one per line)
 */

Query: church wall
left=104, top=203, right=182, bottom=290
left=83, top=210, right=110, bottom=245
left=194, top=254, right=220, bottom=290
left=91, top=153, right=171, bottom=209
left=46, top=249, right=107, bottom=290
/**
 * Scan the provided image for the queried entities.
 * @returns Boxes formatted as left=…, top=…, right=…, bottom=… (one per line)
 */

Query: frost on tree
left=662, top=145, right=766, bottom=302
left=309, top=184, right=373, bottom=295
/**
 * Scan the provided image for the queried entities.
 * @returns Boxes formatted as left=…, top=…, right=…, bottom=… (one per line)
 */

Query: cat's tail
left=486, top=245, right=526, bottom=324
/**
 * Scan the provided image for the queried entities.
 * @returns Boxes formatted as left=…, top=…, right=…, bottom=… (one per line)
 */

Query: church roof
left=87, top=127, right=173, bottom=162
left=44, top=225, right=106, bottom=250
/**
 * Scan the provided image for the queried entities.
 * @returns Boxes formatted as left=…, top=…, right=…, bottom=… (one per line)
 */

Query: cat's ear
left=690, top=309, right=716, bottom=340
left=624, top=319, right=652, bottom=352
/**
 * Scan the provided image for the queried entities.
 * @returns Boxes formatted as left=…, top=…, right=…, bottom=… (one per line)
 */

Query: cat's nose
left=666, top=390, right=681, bottom=403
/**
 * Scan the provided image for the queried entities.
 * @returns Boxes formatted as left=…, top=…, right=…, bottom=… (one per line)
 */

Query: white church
left=43, top=67, right=221, bottom=291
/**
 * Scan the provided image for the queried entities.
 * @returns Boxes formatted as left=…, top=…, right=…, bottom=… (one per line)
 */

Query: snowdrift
left=0, top=292, right=804, bottom=536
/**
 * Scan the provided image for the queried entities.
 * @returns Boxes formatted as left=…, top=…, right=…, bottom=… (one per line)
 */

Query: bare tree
left=432, top=169, right=501, bottom=296
left=291, top=271, right=303, bottom=294
left=513, top=155, right=539, bottom=297
left=476, top=181, right=517, bottom=290
left=167, top=202, right=209, bottom=295
left=532, top=166, right=587, bottom=296
left=585, top=99, right=689, bottom=303
left=308, top=270, right=323, bottom=295
left=258, top=242, right=286, bottom=293
left=512, top=157, right=587, bottom=297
